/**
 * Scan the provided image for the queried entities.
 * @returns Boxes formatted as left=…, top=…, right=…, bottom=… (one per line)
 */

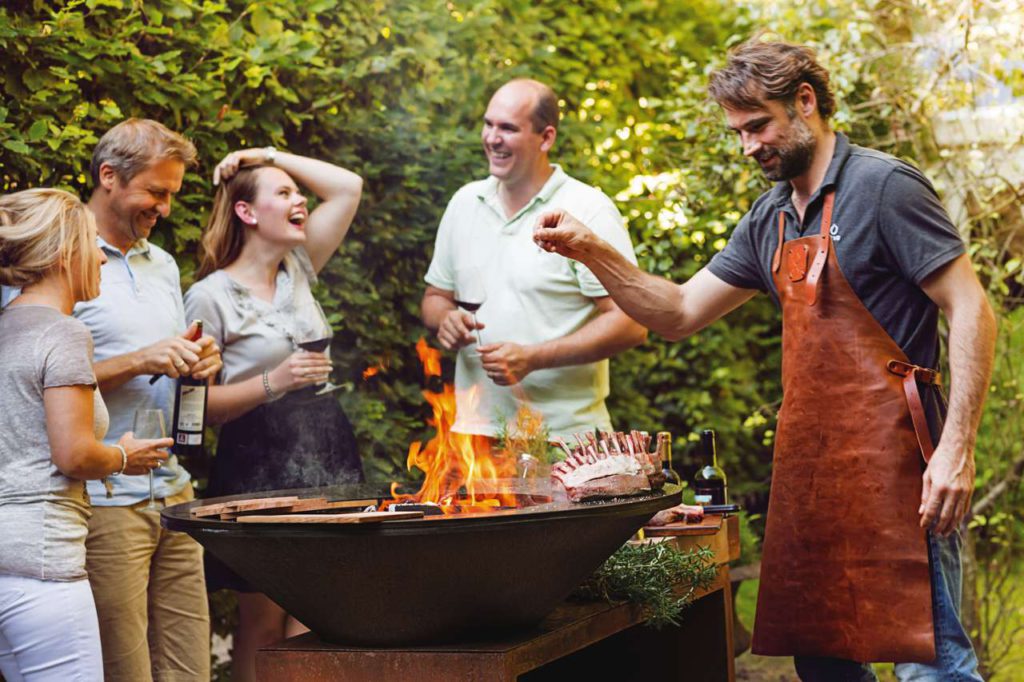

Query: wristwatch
left=264, top=145, right=276, bottom=165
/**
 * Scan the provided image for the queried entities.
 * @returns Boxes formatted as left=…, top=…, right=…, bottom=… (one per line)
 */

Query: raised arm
left=918, top=253, right=997, bottom=535
left=214, top=148, right=363, bottom=273
left=533, top=210, right=756, bottom=340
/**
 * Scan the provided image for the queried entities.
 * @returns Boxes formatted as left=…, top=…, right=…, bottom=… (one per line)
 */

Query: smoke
left=221, top=389, right=364, bottom=495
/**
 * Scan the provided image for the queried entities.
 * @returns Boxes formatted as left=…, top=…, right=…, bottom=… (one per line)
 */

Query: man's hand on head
left=436, top=309, right=484, bottom=351
left=919, top=440, right=976, bottom=537
left=533, top=210, right=598, bottom=261
left=478, top=342, right=534, bottom=386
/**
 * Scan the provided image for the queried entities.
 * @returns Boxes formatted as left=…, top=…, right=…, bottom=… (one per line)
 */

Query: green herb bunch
left=573, top=542, right=718, bottom=628
left=494, top=408, right=557, bottom=465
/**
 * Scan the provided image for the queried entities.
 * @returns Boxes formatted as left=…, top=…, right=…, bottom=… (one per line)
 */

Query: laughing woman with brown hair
left=0, top=189, right=171, bottom=681
left=184, top=147, right=363, bottom=681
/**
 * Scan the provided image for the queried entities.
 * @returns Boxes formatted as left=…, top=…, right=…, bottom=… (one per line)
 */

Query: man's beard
left=755, top=117, right=816, bottom=182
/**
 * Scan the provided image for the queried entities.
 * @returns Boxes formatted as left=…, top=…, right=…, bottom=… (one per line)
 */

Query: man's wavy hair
left=707, top=40, right=836, bottom=120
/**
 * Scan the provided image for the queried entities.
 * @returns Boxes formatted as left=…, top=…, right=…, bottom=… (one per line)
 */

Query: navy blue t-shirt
left=708, top=133, right=965, bottom=372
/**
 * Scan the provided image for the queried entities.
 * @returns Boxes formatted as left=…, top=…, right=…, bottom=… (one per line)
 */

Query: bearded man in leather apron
left=532, top=40, right=995, bottom=682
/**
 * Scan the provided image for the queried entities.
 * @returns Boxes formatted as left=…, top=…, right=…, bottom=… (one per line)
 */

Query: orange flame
left=362, top=356, right=389, bottom=381
left=388, top=339, right=518, bottom=513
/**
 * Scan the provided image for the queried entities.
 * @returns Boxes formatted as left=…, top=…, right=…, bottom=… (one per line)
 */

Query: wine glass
left=454, top=266, right=486, bottom=348
left=133, top=409, right=166, bottom=511
left=295, top=303, right=341, bottom=396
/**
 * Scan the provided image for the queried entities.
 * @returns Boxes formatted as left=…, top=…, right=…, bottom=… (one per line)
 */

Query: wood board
left=642, top=513, right=724, bottom=537
left=235, top=511, right=424, bottom=524
left=190, top=496, right=300, bottom=518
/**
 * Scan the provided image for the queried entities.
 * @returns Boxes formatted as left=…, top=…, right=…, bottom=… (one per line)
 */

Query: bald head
left=491, top=79, right=559, bottom=133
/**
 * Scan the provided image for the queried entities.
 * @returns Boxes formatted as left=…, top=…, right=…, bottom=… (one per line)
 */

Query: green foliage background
left=0, top=0, right=782, bottom=493
left=3, top=0, right=1023, bottom=674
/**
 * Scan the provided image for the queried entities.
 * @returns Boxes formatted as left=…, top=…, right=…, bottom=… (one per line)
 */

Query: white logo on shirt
left=830, top=223, right=842, bottom=242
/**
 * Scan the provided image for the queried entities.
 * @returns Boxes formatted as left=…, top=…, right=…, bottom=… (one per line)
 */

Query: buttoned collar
left=477, top=164, right=569, bottom=224
left=97, top=234, right=152, bottom=260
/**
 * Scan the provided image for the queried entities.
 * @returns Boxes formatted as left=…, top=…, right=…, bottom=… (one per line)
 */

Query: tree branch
left=969, top=450, right=1024, bottom=519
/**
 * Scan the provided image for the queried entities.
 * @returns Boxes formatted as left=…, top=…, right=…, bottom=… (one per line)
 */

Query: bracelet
left=110, top=444, right=128, bottom=477
left=264, top=145, right=276, bottom=165
left=262, top=369, right=281, bottom=402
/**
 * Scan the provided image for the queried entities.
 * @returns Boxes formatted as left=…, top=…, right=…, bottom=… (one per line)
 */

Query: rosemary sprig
left=494, top=408, right=554, bottom=464
left=572, top=542, right=719, bottom=628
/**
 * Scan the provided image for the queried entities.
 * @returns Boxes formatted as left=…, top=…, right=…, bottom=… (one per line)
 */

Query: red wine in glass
left=454, top=267, right=487, bottom=347
left=296, top=336, right=339, bottom=394
left=297, top=338, right=331, bottom=353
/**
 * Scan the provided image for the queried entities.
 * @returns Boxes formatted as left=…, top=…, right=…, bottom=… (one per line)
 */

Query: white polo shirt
left=425, top=165, right=638, bottom=440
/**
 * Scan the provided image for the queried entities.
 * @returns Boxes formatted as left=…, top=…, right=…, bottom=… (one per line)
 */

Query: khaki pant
left=85, top=486, right=210, bottom=682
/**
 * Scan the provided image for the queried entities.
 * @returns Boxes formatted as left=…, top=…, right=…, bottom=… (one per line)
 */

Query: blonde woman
left=0, top=189, right=171, bottom=681
left=185, top=148, right=362, bottom=680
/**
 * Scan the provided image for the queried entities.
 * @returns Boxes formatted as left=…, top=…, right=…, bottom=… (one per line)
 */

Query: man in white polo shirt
left=422, top=78, right=646, bottom=440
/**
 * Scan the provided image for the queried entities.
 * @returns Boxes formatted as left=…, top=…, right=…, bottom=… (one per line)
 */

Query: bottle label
left=694, top=494, right=713, bottom=505
left=176, top=385, right=206, bottom=432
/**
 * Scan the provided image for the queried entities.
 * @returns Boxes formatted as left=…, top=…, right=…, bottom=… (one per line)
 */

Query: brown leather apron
left=751, top=191, right=938, bottom=662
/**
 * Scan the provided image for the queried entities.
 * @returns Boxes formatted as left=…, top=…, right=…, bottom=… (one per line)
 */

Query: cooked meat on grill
left=551, top=430, right=664, bottom=502
left=648, top=503, right=705, bottom=526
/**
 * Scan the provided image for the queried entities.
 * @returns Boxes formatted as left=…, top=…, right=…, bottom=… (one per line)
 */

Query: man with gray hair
left=421, top=78, right=646, bottom=441
left=75, top=118, right=221, bottom=681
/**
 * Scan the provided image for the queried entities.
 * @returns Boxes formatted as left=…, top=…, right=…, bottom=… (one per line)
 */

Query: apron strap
left=886, top=360, right=942, bottom=463
left=805, top=192, right=834, bottom=306
left=772, top=212, right=785, bottom=273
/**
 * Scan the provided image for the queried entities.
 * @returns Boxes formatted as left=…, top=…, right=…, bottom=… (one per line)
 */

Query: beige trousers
left=85, top=486, right=210, bottom=682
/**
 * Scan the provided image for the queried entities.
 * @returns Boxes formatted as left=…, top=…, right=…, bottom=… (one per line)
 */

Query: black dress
left=186, top=250, right=365, bottom=593
left=204, top=387, right=363, bottom=592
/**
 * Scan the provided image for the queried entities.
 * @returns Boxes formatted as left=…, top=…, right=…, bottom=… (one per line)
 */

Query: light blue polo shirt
left=425, top=165, right=638, bottom=440
left=73, top=236, right=191, bottom=505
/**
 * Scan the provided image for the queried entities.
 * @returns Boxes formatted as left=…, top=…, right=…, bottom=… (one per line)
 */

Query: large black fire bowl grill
left=162, top=483, right=679, bottom=646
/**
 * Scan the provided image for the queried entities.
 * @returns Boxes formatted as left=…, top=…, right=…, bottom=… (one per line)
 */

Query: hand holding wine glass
left=266, top=350, right=334, bottom=395
left=115, top=432, right=172, bottom=476
left=132, top=409, right=169, bottom=510
left=293, top=303, right=342, bottom=395
left=454, top=266, right=487, bottom=348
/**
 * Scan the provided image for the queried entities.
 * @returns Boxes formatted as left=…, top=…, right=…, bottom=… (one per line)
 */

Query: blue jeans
left=794, top=531, right=984, bottom=682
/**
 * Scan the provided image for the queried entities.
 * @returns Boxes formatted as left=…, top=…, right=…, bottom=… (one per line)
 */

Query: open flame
left=388, top=339, right=519, bottom=513
left=362, top=361, right=386, bottom=380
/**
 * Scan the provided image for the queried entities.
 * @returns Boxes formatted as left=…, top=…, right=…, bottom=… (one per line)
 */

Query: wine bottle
left=656, top=431, right=681, bottom=486
left=171, top=320, right=208, bottom=460
left=693, top=429, right=727, bottom=506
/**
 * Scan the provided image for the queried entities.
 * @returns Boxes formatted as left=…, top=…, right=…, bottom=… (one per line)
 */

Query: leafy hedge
left=2, top=0, right=786, bottom=497
left=6, top=0, right=1023, bottom=674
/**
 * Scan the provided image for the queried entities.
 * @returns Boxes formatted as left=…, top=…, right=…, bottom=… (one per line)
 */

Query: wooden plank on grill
left=235, top=511, right=424, bottom=524
left=282, top=498, right=378, bottom=513
left=190, top=496, right=300, bottom=518
left=220, top=498, right=379, bottom=519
